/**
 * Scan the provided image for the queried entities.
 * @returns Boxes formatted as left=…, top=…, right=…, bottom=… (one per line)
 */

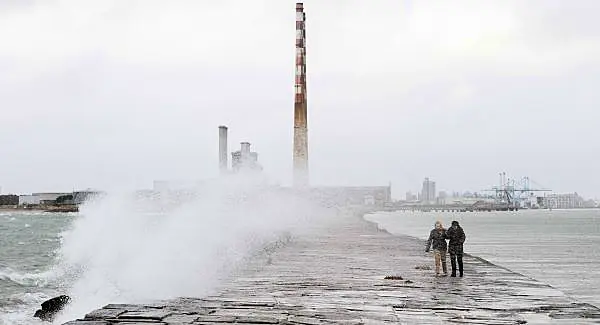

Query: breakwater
left=63, top=212, right=600, bottom=324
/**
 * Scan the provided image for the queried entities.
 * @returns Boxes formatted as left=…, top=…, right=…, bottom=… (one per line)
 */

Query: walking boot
left=450, top=256, right=457, bottom=277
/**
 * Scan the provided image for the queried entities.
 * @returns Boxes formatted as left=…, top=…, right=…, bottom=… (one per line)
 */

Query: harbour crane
left=483, top=173, right=552, bottom=210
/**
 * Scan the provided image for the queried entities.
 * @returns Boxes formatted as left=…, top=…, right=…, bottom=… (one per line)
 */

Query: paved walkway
left=64, top=215, right=600, bottom=324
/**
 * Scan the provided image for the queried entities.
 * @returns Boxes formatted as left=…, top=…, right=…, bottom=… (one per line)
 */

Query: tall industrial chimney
left=293, top=2, right=309, bottom=188
left=218, top=125, right=228, bottom=174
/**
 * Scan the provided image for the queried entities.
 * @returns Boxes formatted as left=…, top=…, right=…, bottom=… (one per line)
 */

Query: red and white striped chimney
left=293, top=2, right=309, bottom=188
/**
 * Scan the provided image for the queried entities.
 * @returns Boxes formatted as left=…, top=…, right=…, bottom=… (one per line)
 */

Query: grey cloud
left=0, top=1, right=598, bottom=199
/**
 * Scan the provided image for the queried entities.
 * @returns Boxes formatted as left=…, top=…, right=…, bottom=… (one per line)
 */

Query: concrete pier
left=63, top=214, right=600, bottom=324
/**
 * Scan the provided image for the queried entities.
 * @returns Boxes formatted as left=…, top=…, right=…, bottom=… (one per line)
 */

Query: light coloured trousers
left=433, top=249, right=448, bottom=275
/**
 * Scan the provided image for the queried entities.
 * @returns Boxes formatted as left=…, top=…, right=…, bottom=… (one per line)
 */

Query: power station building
left=231, top=142, right=261, bottom=172
left=542, top=193, right=585, bottom=209
left=311, top=185, right=392, bottom=207
left=218, top=125, right=262, bottom=174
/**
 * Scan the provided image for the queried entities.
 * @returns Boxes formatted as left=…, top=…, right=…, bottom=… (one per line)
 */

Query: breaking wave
left=0, top=268, right=54, bottom=288
left=50, top=173, right=337, bottom=324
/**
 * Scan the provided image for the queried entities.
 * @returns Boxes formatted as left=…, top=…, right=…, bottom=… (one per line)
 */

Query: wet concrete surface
left=63, top=215, right=600, bottom=324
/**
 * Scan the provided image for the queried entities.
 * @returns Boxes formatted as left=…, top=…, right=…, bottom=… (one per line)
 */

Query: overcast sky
left=0, top=0, right=599, bottom=198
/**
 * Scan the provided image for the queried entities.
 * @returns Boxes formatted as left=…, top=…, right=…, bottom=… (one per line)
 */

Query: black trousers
left=449, top=253, right=463, bottom=276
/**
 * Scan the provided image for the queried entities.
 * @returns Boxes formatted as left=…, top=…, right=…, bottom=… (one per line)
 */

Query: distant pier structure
left=293, top=2, right=309, bottom=188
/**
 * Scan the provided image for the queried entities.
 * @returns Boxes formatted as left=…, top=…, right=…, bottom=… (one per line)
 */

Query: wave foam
left=0, top=268, right=57, bottom=288
left=53, top=173, right=337, bottom=323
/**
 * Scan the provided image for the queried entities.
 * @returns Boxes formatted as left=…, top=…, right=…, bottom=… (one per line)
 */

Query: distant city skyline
left=0, top=1, right=599, bottom=198
left=405, top=176, right=597, bottom=202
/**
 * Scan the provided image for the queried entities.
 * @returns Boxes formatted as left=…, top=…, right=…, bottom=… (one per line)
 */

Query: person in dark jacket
left=446, top=220, right=466, bottom=277
left=425, top=220, right=448, bottom=276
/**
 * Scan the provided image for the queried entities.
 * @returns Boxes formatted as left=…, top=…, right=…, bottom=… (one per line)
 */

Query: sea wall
left=62, top=210, right=600, bottom=324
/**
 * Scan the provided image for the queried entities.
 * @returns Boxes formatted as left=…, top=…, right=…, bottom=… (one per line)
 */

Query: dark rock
left=34, top=295, right=71, bottom=322
left=383, top=275, right=403, bottom=280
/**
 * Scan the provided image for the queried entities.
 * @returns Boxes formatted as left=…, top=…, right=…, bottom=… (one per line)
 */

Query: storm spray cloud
left=53, top=173, right=339, bottom=323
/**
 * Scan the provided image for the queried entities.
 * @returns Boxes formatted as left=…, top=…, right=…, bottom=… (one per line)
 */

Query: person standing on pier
left=446, top=220, right=466, bottom=277
left=425, top=220, right=448, bottom=276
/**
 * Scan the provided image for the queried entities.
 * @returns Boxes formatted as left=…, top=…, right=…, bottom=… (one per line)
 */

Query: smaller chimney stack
left=240, top=142, right=251, bottom=159
left=218, top=126, right=228, bottom=174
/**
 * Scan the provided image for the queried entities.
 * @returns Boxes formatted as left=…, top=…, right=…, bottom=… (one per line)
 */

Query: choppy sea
left=0, top=184, right=329, bottom=324
left=0, top=211, right=75, bottom=324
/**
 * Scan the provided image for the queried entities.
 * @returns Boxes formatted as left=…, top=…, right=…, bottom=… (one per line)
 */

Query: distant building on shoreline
left=310, top=185, right=392, bottom=207
left=421, top=177, right=436, bottom=204
left=19, top=193, right=71, bottom=206
left=0, top=194, right=18, bottom=206
left=437, top=191, right=447, bottom=205
left=541, top=193, right=585, bottom=209
left=17, top=191, right=101, bottom=207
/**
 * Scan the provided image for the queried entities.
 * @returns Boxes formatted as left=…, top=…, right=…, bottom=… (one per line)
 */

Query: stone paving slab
left=63, top=215, right=600, bottom=324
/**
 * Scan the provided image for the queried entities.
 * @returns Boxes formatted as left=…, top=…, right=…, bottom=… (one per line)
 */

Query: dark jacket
left=425, top=228, right=447, bottom=252
left=446, top=225, right=466, bottom=255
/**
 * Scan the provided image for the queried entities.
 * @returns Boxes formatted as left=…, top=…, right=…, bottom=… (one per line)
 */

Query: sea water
left=0, top=211, right=74, bottom=324
left=365, top=209, right=600, bottom=307
left=0, top=178, right=335, bottom=324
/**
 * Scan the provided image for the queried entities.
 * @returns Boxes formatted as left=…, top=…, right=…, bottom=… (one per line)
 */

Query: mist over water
left=1, top=173, right=338, bottom=324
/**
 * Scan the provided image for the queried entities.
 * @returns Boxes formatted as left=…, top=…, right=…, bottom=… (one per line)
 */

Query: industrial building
left=310, top=186, right=392, bottom=207
left=217, top=125, right=262, bottom=174
left=18, top=191, right=101, bottom=206
left=19, top=192, right=71, bottom=206
left=542, top=193, right=585, bottom=209
left=231, top=142, right=261, bottom=172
